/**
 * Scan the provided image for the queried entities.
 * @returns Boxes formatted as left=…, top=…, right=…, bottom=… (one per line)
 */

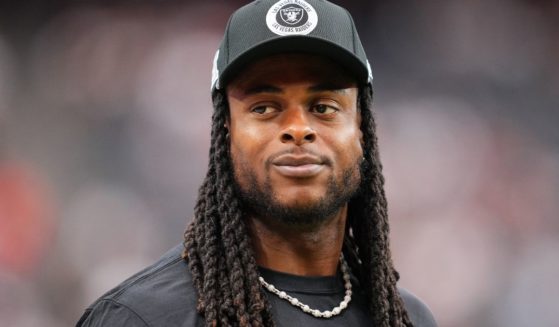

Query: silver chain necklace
left=258, top=255, right=352, bottom=319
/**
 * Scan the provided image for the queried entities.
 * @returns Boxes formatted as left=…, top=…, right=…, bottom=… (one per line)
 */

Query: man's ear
left=357, top=109, right=364, bottom=148
left=224, top=119, right=231, bottom=142
left=361, top=120, right=365, bottom=145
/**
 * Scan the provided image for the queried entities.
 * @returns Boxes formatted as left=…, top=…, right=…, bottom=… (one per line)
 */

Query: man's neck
left=247, top=206, right=347, bottom=277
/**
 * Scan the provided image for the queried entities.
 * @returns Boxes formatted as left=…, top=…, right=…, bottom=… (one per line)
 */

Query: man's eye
left=252, top=106, right=276, bottom=114
left=311, top=104, right=337, bottom=114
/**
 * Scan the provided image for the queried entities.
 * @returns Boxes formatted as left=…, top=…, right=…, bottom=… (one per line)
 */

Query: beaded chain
left=258, top=255, right=352, bottom=319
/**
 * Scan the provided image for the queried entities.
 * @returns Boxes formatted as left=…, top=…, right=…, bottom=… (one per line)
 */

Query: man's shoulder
left=398, top=287, right=438, bottom=327
left=76, top=244, right=201, bottom=327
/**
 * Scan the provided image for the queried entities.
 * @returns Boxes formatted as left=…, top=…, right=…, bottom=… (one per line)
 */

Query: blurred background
left=0, top=0, right=557, bottom=326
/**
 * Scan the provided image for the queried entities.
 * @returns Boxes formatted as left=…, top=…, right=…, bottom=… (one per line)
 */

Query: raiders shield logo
left=280, top=6, right=304, bottom=25
left=266, top=0, right=318, bottom=36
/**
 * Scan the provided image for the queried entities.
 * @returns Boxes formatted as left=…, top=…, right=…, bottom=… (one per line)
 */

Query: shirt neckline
left=257, top=266, right=345, bottom=294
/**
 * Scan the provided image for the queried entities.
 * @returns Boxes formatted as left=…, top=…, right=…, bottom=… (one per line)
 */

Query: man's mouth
left=271, top=155, right=325, bottom=178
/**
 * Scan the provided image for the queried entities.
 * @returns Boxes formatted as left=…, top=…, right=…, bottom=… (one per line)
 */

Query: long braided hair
left=183, top=84, right=413, bottom=326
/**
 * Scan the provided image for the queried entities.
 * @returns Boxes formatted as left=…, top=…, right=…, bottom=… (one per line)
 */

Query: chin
left=275, top=189, right=325, bottom=206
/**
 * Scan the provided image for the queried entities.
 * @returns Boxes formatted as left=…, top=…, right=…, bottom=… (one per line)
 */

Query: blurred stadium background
left=0, top=0, right=558, bottom=326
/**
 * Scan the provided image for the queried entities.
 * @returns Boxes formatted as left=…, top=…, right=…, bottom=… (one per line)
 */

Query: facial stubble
left=234, top=156, right=363, bottom=228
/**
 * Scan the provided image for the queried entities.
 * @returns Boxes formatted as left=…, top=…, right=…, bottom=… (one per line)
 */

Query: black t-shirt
left=77, top=245, right=437, bottom=326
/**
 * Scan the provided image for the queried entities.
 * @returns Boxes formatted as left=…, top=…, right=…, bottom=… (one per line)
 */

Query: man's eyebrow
left=307, top=83, right=352, bottom=94
left=243, top=84, right=283, bottom=96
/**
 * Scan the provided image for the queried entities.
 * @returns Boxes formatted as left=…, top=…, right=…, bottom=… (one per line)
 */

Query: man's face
left=226, top=54, right=363, bottom=226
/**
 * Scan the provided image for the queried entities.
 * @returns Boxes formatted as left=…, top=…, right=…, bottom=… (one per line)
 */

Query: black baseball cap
left=211, top=0, right=372, bottom=91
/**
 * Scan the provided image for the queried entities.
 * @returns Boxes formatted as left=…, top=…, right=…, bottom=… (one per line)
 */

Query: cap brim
left=218, top=35, right=370, bottom=89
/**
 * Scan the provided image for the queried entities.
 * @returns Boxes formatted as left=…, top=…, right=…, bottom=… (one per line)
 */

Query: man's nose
left=279, top=107, right=317, bottom=145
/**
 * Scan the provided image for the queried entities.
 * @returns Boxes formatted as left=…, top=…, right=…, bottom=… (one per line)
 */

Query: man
left=77, top=0, right=437, bottom=326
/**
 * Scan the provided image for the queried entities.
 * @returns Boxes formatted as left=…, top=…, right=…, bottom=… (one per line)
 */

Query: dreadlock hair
left=183, top=83, right=413, bottom=327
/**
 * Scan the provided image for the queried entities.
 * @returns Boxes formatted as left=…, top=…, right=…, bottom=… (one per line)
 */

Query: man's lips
left=271, top=155, right=325, bottom=178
